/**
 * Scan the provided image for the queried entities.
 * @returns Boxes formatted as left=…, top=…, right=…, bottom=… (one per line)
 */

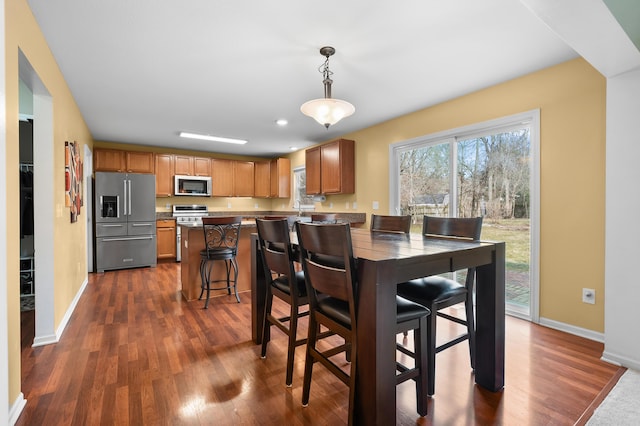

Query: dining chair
left=396, top=215, right=483, bottom=396
left=199, top=216, right=243, bottom=308
left=296, top=221, right=431, bottom=423
left=310, top=213, right=337, bottom=223
left=256, top=218, right=326, bottom=386
left=370, top=214, right=412, bottom=233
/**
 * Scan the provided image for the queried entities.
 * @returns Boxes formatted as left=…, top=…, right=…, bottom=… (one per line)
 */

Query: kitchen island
left=179, top=220, right=257, bottom=302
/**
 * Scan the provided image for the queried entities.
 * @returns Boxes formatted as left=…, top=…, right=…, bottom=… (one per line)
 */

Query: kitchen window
left=293, top=166, right=315, bottom=210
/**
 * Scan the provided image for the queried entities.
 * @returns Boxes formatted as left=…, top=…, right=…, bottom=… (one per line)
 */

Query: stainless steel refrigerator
left=94, top=172, right=157, bottom=273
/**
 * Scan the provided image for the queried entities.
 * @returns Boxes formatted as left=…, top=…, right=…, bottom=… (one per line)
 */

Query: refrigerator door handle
left=128, top=179, right=132, bottom=216
left=101, top=236, right=154, bottom=242
left=123, top=180, right=128, bottom=216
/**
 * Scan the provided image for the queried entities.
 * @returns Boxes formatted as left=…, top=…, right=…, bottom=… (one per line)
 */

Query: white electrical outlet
left=352, top=202, right=357, bottom=210
left=372, top=201, right=379, bottom=210
left=329, top=202, right=333, bottom=208
left=582, top=288, right=596, bottom=304
left=227, top=202, right=232, bottom=209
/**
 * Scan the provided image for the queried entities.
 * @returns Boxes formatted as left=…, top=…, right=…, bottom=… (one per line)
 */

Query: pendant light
left=300, top=46, right=355, bottom=129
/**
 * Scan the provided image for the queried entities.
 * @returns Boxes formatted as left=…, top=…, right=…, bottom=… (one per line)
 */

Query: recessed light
left=179, top=131, right=247, bottom=145
left=290, top=146, right=298, bottom=151
left=275, top=119, right=288, bottom=126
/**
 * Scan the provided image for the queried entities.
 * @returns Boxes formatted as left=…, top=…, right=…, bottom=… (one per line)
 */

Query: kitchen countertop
left=159, top=211, right=366, bottom=225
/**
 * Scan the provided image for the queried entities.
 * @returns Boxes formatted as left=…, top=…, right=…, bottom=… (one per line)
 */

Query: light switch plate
left=372, top=201, right=379, bottom=210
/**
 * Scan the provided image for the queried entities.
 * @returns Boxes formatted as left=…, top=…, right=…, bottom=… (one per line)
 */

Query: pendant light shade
left=301, top=46, right=355, bottom=129
left=300, top=98, right=355, bottom=128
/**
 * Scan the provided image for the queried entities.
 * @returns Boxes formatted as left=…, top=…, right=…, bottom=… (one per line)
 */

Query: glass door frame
left=388, top=109, right=540, bottom=321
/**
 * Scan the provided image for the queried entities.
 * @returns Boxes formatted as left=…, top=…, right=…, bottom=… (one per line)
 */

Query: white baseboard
left=601, top=351, right=640, bottom=371
left=9, top=392, right=26, bottom=426
left=538, top=317, right=605, bottom=343
left=32, top=277, right=88, bottom=347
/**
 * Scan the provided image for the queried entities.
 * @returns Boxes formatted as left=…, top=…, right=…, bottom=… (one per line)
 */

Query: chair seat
left=398, top=275, right=467, bottom=304
left=318, top=295, right=431, bottom=327
left=200, top=248, right=236, bottom=260
left=396, top=295, right=431, bottom=322
left=272, top=271, right=307, bottom=297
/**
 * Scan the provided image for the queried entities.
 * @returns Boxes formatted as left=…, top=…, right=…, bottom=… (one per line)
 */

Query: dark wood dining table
left=250, top=227, right=505, bottom=425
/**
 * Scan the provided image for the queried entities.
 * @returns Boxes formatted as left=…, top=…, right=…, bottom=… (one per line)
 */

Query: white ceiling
left=26, top=0, right=579, bottom=157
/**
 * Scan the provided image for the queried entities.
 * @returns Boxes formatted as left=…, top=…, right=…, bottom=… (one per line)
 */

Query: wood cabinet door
left=94, top=149, right=125, bottom=172
left=194, top=157, right=211, bottom=176
left=321, top=139, right=355, bottom=194
left=305, top=146, right=321, bottom=195
left=254, top=161, right=271, bottom=198
left=174, top=155, right=194, bottom=175
left=156, top=219, right=176, bottom=259
left=125, top=151, right=154, bottom=173
left=234, top=161, right=255, bottom=196
left=270, top=157, right=290, bottom=198
left=155, top=154, right=174, bottom=197
left=211, top=158, right=234, bottom=196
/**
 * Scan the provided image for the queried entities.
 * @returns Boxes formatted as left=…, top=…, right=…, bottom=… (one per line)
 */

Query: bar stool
left=199, top=216, right=243, bottom=308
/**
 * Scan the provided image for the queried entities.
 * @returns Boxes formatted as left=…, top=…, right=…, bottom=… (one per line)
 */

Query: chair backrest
left=202, top=216, right=243, bottom=254
left=295, top=222, right=357, bottom=323
left=370, top=214, right=411, bottom=234
left=422, top=215, right=482, bottom=240
left=255, top=218, right=296, bottom=279
left=422, top=215, right=483, bottom=288
left=310, top=213, right=337, bottom=224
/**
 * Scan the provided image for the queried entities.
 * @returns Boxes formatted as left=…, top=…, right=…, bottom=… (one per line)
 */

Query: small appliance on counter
left=94, top=172, right=157, bottom=272
left=172, top=204, right=209, bottom=262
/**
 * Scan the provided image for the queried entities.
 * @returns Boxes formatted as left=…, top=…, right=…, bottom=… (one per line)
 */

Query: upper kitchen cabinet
left=175, top=155, right=211, bottom=177
left=270, top=157, right=290, bottom=198
left=254, top=158, right=291, bottom=198
left=211, top=158, right=234, bottom=196
left=155, top=153, right=174, bottom=197
left=174, top=155, right=193, bottom=176
left=211, top=159, right=255, bottom=197
left=94, top=149, right=154, bottom=173
left=194, top=157, right=211, bottom=176
left=125, top=151, right=155, bottom=173
left=234, top=161, right=255, bottom=197
left=305, top=139, right=354, bottom=195
left=254, top=161, right=270, bottom=198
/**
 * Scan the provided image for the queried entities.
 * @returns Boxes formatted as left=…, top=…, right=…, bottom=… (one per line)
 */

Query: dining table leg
left=354, top=258, right=398, bottom=425
left=474, top=241, right=506, bottom=391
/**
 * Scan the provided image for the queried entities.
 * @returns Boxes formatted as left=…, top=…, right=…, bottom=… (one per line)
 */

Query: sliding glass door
left=391, top=111, right=539, bottom=319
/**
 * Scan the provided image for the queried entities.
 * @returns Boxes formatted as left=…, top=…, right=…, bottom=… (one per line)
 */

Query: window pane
left=399, top=142, right=450, bottom=230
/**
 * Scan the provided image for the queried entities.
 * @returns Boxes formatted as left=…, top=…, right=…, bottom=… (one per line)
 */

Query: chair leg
left=203, top=260, right=213, bottom=309
left=230, top=258, right=240, bottom=303
left=285, top=303, right=298, bottom=387
left=414, top=316, right=428, bottom=416
left=427, top=308, right=437, bottom=396
left=224, top=260, right=232, bottom=295
left=260, top=287, right=273, bottom=359
left=465, top=298, right=476, bottom=369
left=301, top=321, right=319, bottom=407
left=198, top=259, right=206, bottom=300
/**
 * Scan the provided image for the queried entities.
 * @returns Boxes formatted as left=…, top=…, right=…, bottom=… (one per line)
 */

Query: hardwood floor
left=17, top=262, right=621, bottom=425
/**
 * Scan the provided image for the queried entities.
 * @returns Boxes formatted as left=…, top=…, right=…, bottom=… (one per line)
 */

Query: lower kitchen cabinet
left=157, top=219, right=177, bottom=259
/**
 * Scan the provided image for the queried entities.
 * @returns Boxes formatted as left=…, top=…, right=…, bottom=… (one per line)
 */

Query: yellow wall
left=5, top=0, right=94, bottom=403
left=295, top=57, right=606, bottom=332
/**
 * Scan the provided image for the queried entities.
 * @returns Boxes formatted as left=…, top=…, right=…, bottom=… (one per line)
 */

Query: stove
left=172, top=205, right=208, bottom=261
left=173, top=204, right=209, bottom=226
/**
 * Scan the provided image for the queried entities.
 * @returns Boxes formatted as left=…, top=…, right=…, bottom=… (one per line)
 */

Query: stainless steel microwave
left=174, top=175, right=212, bottom=196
